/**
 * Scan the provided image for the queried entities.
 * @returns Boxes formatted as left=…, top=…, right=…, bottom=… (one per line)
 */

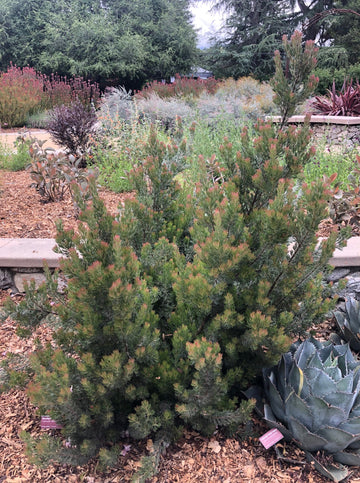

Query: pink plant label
left=40, top=415, right=63, bottom=430
left=259, top=428, right=283, bottom=449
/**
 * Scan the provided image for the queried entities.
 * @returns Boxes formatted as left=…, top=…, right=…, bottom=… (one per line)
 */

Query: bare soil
left=0, top=128, right=60, bottom=151
left=0, top=145, right=359, bottom=481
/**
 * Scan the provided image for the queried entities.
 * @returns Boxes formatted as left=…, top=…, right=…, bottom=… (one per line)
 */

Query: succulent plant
left=311, top=79, right=360, bottom=117
left=263, top=338, right=360, bottom=468
left=334, top=298, right=360, bottom=352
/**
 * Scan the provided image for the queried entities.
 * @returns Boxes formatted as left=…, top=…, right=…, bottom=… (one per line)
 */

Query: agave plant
left=334, top=297, right=360, bottom=352
left=263, top=338, right=360, bottom=469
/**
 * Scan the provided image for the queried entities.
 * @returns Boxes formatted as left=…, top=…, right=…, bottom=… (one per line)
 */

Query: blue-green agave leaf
left=329, top=333, right=344, bottom=346
left=293, top=338, right=317, bottom=368
left=334, top=311, right=345, bottom=329
left=303, top=367, right=337, bottom=397
left=287, top=417, right=328, bottom=452
left=347, top=437, right=360, bottom=450
left=322, top=391, right=358, bottom=417
left=285, top=392, right=314, bottom=430
left=348, top=360, right=360, bottom=374
left=326, top=365, right=343, bottom=382
left=288, top=363, right=310, bottom=398
left=335, top=372, right=355, bottom=393
left=318, top=344, right=334, bottom=365
left=323, top=353, right=339, bottom=370
left=276, top=353, right=292, bottom=399
left=338, top=415, right=360, bottom=436
left=334, top=448, right=360, bottom=466
left=307, top=350, right=324, bottom=370
left=264, top=375, right=286, bottom=423
left=305, top=450, right=349, bottom=482
left=308, top=337, right=325, bottom=351
left=317, top=426, right=359, bottom=453
left=349, top=396, right=360, bottom=419
left=300, top=395, right=347, bottom=432
left=338, top=344, right=357, bottom=369
left=346, top=298, right=360, bottom=327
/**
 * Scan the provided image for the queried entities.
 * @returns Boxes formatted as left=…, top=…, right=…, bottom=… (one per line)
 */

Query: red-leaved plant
left=311, top=79, right=360, bottom=116
left=0, top=64, right=44, bottom=127
left=0, top=64, right=101, bottom=127
left=42, top=74, right=101, bottom=111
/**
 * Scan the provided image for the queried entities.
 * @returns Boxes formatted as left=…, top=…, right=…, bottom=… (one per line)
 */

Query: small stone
left=14, top=272, right=47, bottom=292
left=0, top=268, right=13, bottom=289
left=326, top=268, right=351, bottom=282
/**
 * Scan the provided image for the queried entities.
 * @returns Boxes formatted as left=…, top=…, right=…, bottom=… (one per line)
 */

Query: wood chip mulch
left=0, top=170, right=131, bottom=239
left=0, top=169, right=359, bottom=482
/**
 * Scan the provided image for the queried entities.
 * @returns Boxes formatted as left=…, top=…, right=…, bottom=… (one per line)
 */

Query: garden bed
left=1, top=170, right=356, bottom=240
left=0, top=301, right=337, bottom=482
left=1, top=169, right=359, bottom=481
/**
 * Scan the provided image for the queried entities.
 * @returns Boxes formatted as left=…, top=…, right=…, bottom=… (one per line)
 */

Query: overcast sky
left=190, top=2, right=226, bottom=48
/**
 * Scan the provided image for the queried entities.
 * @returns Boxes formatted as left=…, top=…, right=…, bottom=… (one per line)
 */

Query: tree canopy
left=0, top=0, right=198, bottom=89
left=199, top=0, right=360, bottom=81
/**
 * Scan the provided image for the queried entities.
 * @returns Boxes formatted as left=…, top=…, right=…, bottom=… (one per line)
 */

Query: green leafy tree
left=0, top=0, right=197, bottom=89
left=324, top=1, right=360, bottom=64
left=209, top=0, right=292, bottom=80
left=199, top=0, right=338, bottom=80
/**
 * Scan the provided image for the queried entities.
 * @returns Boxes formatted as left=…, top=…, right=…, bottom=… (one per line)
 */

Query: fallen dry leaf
left=208, top=440, right=221, bottom=454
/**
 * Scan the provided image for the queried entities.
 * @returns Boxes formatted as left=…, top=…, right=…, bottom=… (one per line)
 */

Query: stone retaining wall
left=312, top=124, right=360, bottom=149
left=270, top=115, right=360, bottom=149
left=0, top=267, right=48, bottom=292
left=0, top=267, right=67, bottom=293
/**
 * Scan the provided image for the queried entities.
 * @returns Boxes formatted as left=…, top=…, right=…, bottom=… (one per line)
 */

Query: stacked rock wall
left=310, top=124, right=360, bottom=150
left=270, top=115, right=360, bottom=150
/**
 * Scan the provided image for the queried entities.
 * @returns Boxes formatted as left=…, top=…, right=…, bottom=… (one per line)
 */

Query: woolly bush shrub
left=196, top=77, right=276, bottom=123
left=96, top=86, right=134, bottom=130
left=136, top=93, right=195, bottom=129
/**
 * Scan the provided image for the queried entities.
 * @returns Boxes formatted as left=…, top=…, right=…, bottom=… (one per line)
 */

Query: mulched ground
left=0, top=168, right=359, bottom=482
left=0, top=170, right=130, bottom=238
left=0, top=297, right=343, bottom=482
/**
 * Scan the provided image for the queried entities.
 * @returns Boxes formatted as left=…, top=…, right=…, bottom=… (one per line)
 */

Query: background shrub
left=304, top=146, right=359, bottom=189
left=97, top=86, right=134, bottom=129
left=0, top=65, right=44, bottom=127
left=315, top=63, right=360, bottom=95
left=0, top=65, right=100, bottom=128
left=41, top=74, right=101, bottom=111
left=136, top=93, right=195, bottom=129
left=26, top=111, right=52, bottom=129
left=196, top=77, right=276, bottom=123
left=47, top=101, right=98, bottom=158
left=136, top=74, right=219, bottom=100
